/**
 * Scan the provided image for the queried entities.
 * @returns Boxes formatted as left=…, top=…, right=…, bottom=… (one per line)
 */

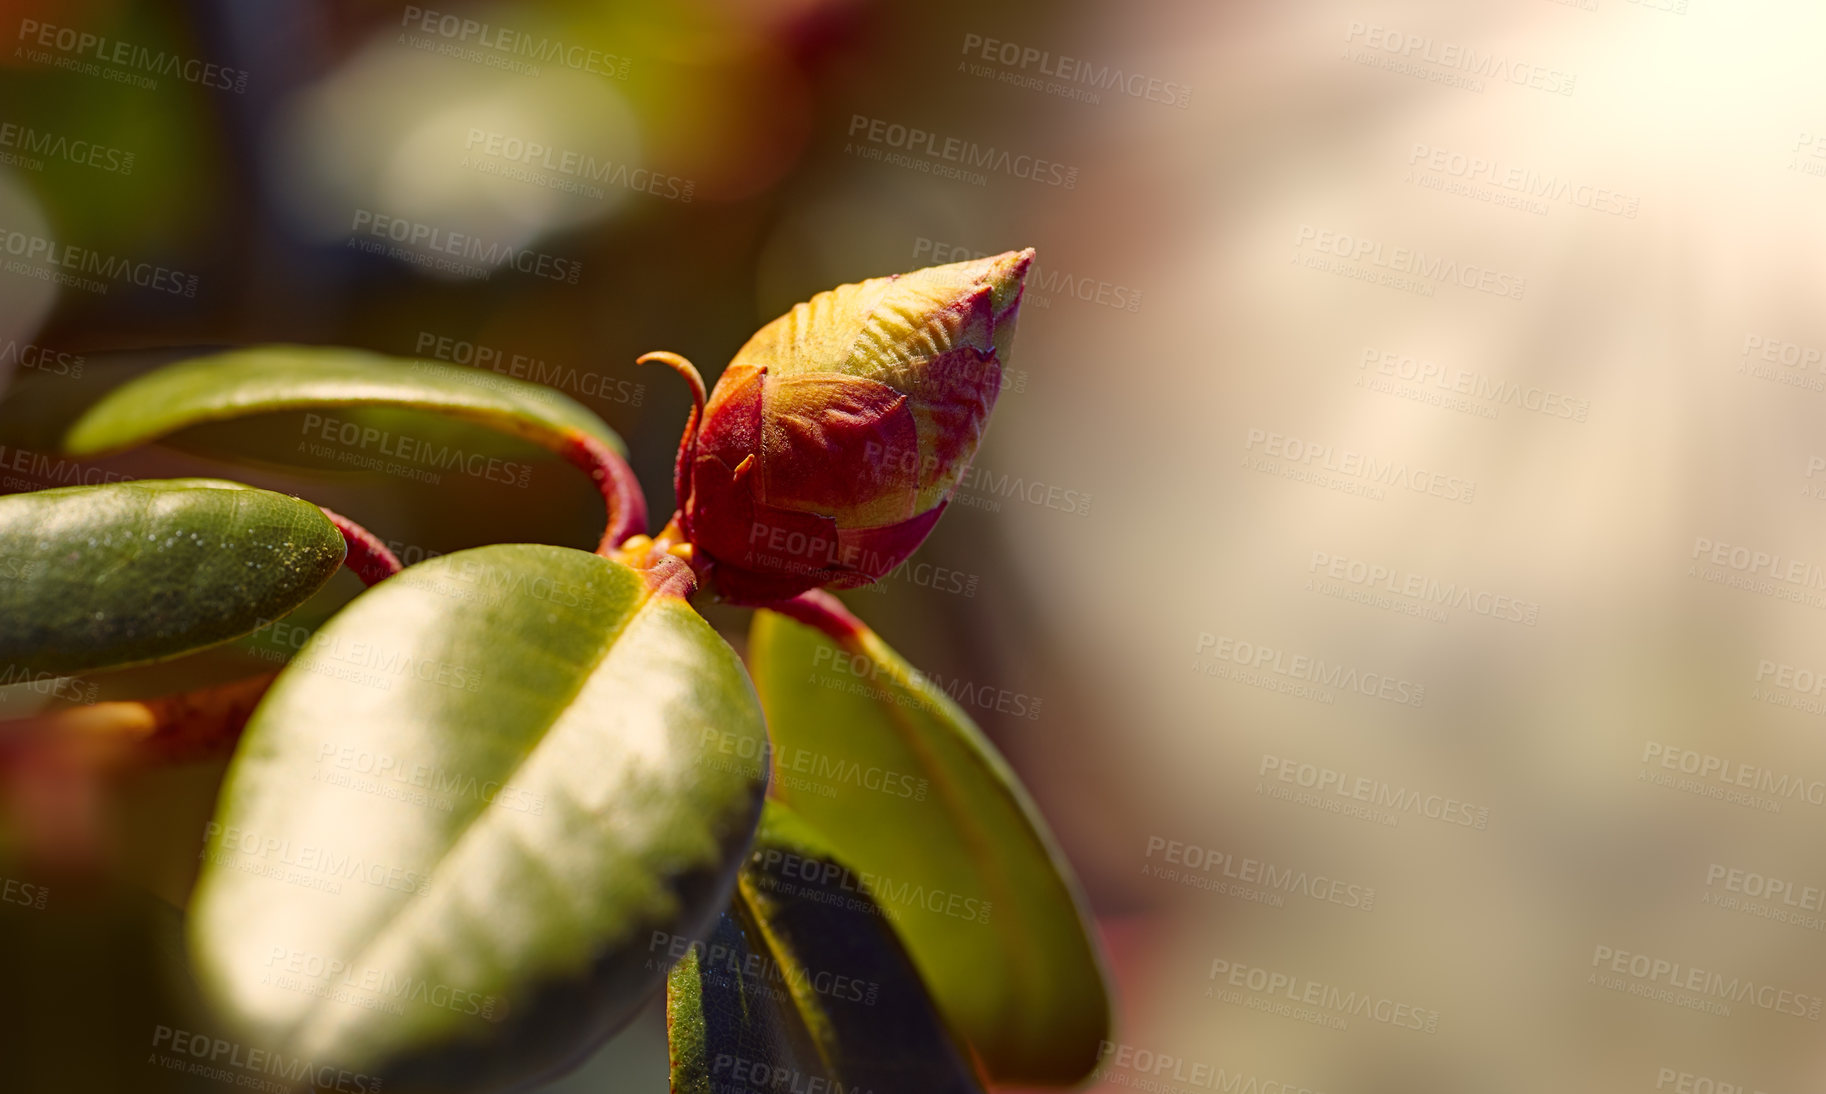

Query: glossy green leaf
left=189, top=544, right=767, bottom=1092
left=0, top=479, right=345, bottom=676
left=61, top=344, right=622, bottom=457
left=748, top=611, right=1110, bottom=1086
left=667, top=800, right=986, bottom=1094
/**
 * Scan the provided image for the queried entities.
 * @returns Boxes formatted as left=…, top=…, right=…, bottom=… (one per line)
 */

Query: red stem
left=752, top=588, right=868, bottom=646
left=559, top=433, right=649, bottom=555
left=0, top=672, right=280, bottom=774
left=320, top=508, right=403, bottom=586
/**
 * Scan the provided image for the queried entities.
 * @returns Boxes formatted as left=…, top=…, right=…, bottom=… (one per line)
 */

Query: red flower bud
left=677, top=249, right=1032, bottom=602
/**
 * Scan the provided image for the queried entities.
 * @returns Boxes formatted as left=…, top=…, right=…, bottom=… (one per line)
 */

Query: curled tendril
left=636, top=350, right=708, bottom=530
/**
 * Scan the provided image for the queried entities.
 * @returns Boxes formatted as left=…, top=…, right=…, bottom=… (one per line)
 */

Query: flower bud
left=680, top=249, right=1033, bottom=602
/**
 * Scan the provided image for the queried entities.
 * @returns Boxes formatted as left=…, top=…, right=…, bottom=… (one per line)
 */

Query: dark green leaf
left=188, top=544, right=767, bottom=1092
left=748, top=611, right=1109, bottom=1086
left=61, top=345, right=622, bottom=458
left=0, top=479, right=345, bottom=676
left=667, top=800, right=986, bottom=1094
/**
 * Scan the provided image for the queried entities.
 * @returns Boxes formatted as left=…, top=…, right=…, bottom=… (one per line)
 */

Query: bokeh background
left=4, top=0, right=1826, bottom=1091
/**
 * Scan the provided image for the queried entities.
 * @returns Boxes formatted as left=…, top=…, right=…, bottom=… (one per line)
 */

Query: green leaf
left=61, top=344, right=623, bottom=457
left=748, top=611, right=1110, bottom=1086
left=0, top=479, right=345, bottom=676
left=188, top=544, right=767, bottom=1092
left=667, top=800, right=986, bottom=1094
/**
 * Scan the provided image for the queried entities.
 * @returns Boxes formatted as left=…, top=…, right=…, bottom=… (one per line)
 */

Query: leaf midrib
left=283, top=569, right=663, bottom=1050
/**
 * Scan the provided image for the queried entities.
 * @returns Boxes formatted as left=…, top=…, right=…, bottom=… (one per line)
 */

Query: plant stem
left=558, top=433, right=649, bottom=555
left=0, top=672, right=277, bottom=771
left=320, top=508, right=403, bottom=585
left=612, top=511, right=699, bottom=596
left=753, top=588, right=869, bottom=646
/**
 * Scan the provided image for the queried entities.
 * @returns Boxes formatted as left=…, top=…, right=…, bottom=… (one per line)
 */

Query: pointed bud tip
left=934, top=247, right=1033, bottom=319
left=970, top=246, right=1033, bottom=281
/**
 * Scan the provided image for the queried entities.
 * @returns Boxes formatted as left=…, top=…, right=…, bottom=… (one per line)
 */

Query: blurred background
left=4, top=0, right=1826, bottom=1090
